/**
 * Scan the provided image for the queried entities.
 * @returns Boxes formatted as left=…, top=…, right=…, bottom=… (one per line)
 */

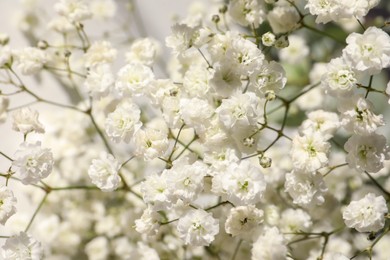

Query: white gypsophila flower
left=179, top=97, right=214, bottom=135
left=250, top=60, right=287, bottom=97
left=228, top=36, right=264, bottom=75
left=267, top=4, right=300, bottom=34
left=0, top=45, right=11, bottom=67
left=0, top=232, right=43, bottom=260
left=284, top=170, right=328, bottom=208
left=134, top=206, right=160, bottom=237
left=0, top=186, right=17, bottom=225
left=134, top=128, right=169, bottom=161
left=209, top=64, right=242, bottom=98
left=291, top=131, right=331, bottom=172
left=165, top=157, right=208, bottom=204
left=12, top=107, right=45, bottom=134
left=300, top=110, right=340, bottom=139
left=338, top=94, right=384, bottom=135
left=279, top=35, right=309, bottom=64
left=321, top=57, right=358, bottom=98
left=342, top=26, right=390, bottom=75
left=0, top=96, right=9, bottom=123
left=114, top=63, right=155, bottom=97
left=165, top=23, right=201, bottom=56
left=47, top=16, right=74, bottom=33
left=305, top=0, right=342, bottom=24
left=84, top=236, right=109, bottom=260
left=90, top=0, right=117, bottom=19
left=216, top=92, right=261, bottom=132
left=279, top=208, right=312, bottom=234
left=305, top=0, right=379, bottom=24
left=12, top=141, right=54, bottom=185
left=13, top=47, right=48, bottom=75
left=177, top=209, right=219, bottom=246
left=219, top=160, right=267, bottom=206
left=344, top=134, right=390, bottom=173
left=125, top=38, right=161, bottom=67
left=228, top=0, right=265, bottom=28
left=54, top=0, right=92, bottom=22
left=141, top=173, right=172, bottom=210
left=252, top=226, right=287, bottom=260
left=207, top=31, right=237, bottom=64
left=262, top=32, right=276, bottom=47
left=84, top=64, right=114, bottom=99
left=88, top=151, right=121, bottom=192
left=161, top=96, right=182, bottom=129
left=182, top=64, right=212, bottom=98
left=83, top=41, right=117, bottom=67
left=147, top=79, right=180, bottom=105
left=225, top=205, right=264, bottom=238
left=105, top=100, right=142, bottom=143
left=343, top=193, right=388, bottom=232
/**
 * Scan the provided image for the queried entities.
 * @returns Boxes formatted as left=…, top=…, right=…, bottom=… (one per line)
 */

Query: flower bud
left=262, top=32, right=276, bottom=47
left=275, top=35, right=289, bottom=49
left=259, top=156, right=272, bottom=168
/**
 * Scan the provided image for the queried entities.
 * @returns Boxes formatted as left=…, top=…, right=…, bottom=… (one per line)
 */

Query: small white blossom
left=88, top=152, right=121, bottom=192
left=134, top=128, right=169, bottom=161
left=216, top=92, right=261, bottom=132
left=166, top=157, right=208, bottom=204
left=218, top=160, right=267, bottom=206
left=84, top=64, right=114, bottom=99
left=225, top=205, right=264, bottom=238
left=12, top=107, right=45, bottom=134
left=267, top=4, right=300, bottom=34
left=250, top=60, right=287, bottom=97
left=338, top=94, right=384, bottom=135
left=343, top=193, right=388, bottom=232
left=343, top=26, right=390, bottom=75
left=126, top=38, right=161, bottom=66
left=209, top=65, right=242, bottom=98
left=1, top=232, right=43, bottom=260
left=321, top=57, right=358, bottom=98
left=134, top=206, right=160, bottom=238
left=228, top=0, right=265, bottom=28
left=105, top=101, right=142, bottom=143
left=177, top=209, right=219, bottom=246
left=252, top=227, right=287, bottom=260
left=13, top=47, right=48, bottom=75
left=0, top=45, right=11, bottom=67
left=344, top=134, right=390, bottom=173
left=166, top=23, right=201, bottom=56
left=54, top=0, right=92, bottom=22
left=291, top=132, right=331, bottom=172
left=285, top=170, right=328, bottom=208
left=84, top=41, right=117, bottom=67
left=12, top=142, right=54, bottom=185
left=279, top=208, right=312, bottom=234
left=0, top=186, right=17, bottom=225
left=140, top=173, right=172, bottom=210
left=115, top=63, right=155, bottom=97
left=300, top=110, right=340, bottom=139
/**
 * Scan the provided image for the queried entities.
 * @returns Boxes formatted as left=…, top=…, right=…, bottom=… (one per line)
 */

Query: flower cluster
left=0, top=0, right=390, bottom=259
